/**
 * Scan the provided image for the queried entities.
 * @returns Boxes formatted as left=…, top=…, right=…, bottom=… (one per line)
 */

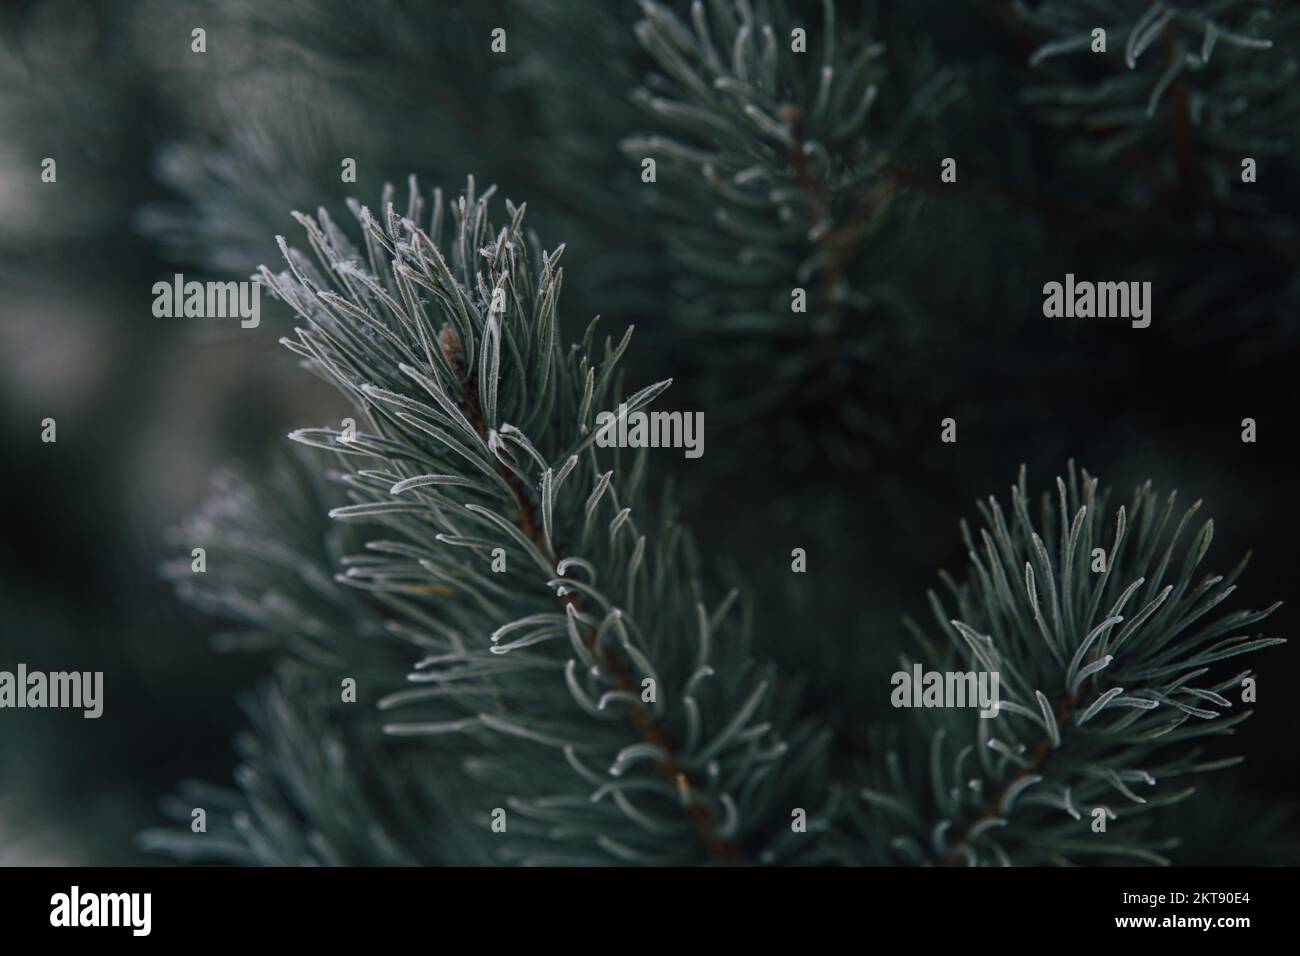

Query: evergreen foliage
left=624, top=1, right=916, bottom=461
left=148, top=180, right=1283, bottom=865
left=1016, top=0, right=1297, bottom=182
left=151, top=179, right=827, bottom=865
left=845, top=463, right=1282, bottom=865
left=3, top=0, right=1296, bottom=870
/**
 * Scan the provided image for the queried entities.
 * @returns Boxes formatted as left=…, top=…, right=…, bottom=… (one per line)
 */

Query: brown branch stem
left=936, top=689, right=1083, bottom=866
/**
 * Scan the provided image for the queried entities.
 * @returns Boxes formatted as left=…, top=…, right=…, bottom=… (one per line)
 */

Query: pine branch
left=139, top=665, right=477, bottom=865
left=621, top=0, right=903, bottom=430
left=151, top=456, right=475, bottom=864
left=159, top=453, right=412, bottom=674
left=152, top=175, right=827, bottom=866
left=845, top=463, right=1285, bottom=866
left=1015, top=0, right=1299, bottom=188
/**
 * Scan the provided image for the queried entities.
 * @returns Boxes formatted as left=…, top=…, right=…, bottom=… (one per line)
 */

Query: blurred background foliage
left=0, top=0, right=1295, bottom=863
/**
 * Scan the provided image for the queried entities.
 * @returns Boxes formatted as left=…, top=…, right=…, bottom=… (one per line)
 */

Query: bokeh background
left=1, top=0, right=1296, bottom=864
